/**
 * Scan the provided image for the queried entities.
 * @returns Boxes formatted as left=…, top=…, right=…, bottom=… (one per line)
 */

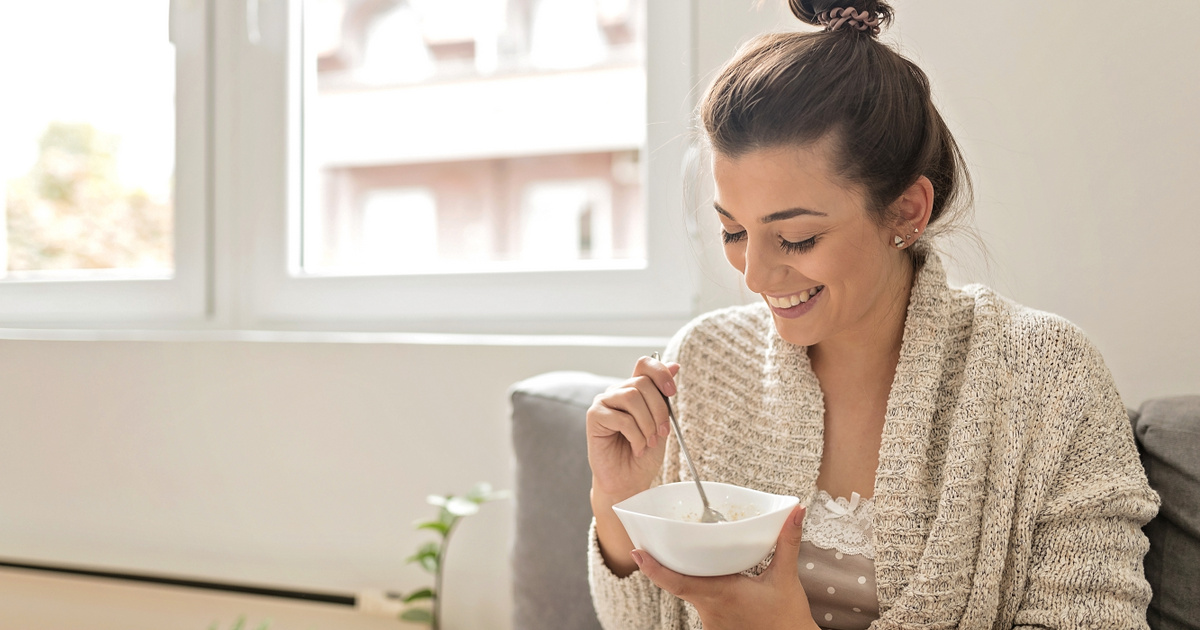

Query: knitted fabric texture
left=588, top=254, right=1159, bottom=629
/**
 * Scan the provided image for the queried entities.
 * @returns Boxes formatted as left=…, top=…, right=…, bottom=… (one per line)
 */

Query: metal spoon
left=652, top=353, right=727, bottom=524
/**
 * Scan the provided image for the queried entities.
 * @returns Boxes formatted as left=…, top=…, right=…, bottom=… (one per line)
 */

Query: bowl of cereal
left=613, top=481, right=800, bottom=577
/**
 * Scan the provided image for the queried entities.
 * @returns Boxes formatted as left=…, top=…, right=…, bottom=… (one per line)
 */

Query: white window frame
left=1, top=0, right=701, bottom=335
left=0, top=0, right=210, bottom=327
left=228, top=0, right=700, bottom=333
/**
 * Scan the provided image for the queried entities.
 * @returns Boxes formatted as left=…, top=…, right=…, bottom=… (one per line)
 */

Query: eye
left=780, top=235, right=818, bottom=254
left=721, top=229, right=747, bottom=245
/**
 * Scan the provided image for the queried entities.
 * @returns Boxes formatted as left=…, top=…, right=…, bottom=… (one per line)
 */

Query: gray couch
left=509, top=372, right=1199, bottom=630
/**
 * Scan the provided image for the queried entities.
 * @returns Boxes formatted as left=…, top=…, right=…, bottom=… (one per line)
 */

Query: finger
left=664, top=362, right=680, bottom=434
left=592, top=396, right=653, bottom=456
left=629, top=375, right=671, bottom=439
left=765, top=504, right=806, bottom=580
left=606, top=384, right=662, bottom=450
left=631, top=549, right=717, bottom=603
left=633, top=356, right=681, bottom=438
left=633, top=355, right=680, bottom=398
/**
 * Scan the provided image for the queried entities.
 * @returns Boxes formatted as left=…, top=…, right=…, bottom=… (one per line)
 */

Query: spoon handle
left=665, top=395, right=714, bottom=512
left=651, top=352, right=714, bottom=513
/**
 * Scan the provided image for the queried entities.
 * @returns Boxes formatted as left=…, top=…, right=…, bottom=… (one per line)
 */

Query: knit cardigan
left=588, top=254, right=1159, bottom=630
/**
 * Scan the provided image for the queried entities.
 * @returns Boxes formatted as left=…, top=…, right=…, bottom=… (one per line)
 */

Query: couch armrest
left=1134, top=395, right=1200, bottom=630
left=510, top=371, right=619, bottom=630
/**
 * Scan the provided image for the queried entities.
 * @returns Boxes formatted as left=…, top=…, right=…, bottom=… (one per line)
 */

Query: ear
left=889, top=175, right=934, bottom=237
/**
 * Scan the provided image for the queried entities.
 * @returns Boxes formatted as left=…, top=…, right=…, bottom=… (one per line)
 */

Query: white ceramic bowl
left=613, top=481, right=800, bottom=577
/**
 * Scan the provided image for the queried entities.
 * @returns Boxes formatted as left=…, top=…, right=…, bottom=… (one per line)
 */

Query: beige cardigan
left=588, top=254, right=1159, bottom=629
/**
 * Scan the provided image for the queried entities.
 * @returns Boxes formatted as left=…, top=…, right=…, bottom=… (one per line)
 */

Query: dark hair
left=700, top=0, right=972, bottom=259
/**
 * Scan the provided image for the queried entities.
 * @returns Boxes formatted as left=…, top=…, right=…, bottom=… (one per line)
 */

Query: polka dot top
left=799, top=490, right=878, bottom=630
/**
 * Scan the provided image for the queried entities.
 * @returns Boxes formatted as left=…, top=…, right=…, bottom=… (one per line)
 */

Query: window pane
left=0, top=1, right=175, bottom=281
left=302, top=0, right=646, bottom=275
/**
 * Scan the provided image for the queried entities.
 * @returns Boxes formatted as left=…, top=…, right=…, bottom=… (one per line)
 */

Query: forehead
left=711, top=145, right=866, bottom=222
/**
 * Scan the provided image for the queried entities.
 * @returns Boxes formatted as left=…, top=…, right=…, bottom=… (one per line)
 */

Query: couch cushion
left=1134, top=396, right=1200, bottom=630
left=509, top=371, right=618, bottom=630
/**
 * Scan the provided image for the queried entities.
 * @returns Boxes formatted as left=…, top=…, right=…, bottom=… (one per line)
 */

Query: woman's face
left=712, top=144, right=914, bottom=348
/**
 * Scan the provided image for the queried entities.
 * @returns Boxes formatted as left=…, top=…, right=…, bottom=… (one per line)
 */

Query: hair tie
left=817, top=7, right=881, bottom=35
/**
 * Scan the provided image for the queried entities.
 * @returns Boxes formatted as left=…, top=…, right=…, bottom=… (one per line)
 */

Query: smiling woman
left=584, top=1, right=1159, bottom=629
left=710, top=144, right=925, bottom=351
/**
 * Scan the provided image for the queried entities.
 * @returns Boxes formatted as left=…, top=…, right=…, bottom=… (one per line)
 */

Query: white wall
left=891, top=1, right=1200, bottom=404
left=0, top=335, right=657, bottom=629
left=1, top=1, right=1198, bottom=629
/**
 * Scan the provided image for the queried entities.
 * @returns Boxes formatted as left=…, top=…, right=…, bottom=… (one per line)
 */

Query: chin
left=771, top=318, right=823, bottom=347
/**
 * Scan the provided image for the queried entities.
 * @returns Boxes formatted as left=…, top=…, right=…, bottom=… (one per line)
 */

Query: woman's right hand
left=588, top=355, right=680, bottom=576
left=587, top=355, right=680, bottom=505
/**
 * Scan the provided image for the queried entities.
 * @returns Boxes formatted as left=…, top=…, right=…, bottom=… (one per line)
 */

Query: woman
left=585, top=1, right=1159, bottom=629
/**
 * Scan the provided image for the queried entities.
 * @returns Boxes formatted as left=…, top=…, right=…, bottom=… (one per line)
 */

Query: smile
left=764, top=286, right=825, bottom=308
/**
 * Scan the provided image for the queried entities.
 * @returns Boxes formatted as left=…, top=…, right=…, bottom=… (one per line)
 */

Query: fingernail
left=631, top=550, right=644, bottom=566
left=793, top=505, right=806, bottom=526
left=658, top=422, right=669, bottom=437
left=663, top=380, right=677, bottom=396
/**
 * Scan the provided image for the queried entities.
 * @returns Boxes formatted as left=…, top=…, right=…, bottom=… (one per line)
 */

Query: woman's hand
left=588, top=355, right=679, bottom=577
left=587, top=355, right=679, bottom=501
left=632, top=504, right=821, bottom=630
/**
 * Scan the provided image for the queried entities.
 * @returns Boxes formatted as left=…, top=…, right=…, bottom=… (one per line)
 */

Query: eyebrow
left=714, top=202, right=828, bottom=223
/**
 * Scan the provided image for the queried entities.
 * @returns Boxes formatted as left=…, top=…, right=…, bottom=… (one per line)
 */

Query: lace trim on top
left=802, top=490, right=875, bottom=560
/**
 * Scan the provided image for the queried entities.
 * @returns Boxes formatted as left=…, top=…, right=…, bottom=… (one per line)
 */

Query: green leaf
left=405, top=541, right=440, bottom=573
left=254, top=621, right=272, bottom=630
left=402, top=587, right=434, bottom=603
left=405, top=541, right=439, bottom=562
left=232, top=616, right=245, bottom=630
left=415, top=519, right=450, bottom=536
left=399, top=607, right=434, bottom=624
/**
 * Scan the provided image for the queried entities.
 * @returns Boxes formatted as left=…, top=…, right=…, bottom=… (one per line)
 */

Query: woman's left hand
left=631, top=504, right=820, bottom=630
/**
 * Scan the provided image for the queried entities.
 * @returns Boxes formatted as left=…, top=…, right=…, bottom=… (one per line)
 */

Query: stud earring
left=894, top=235, right=905, bottom=247
left=914, top=227, right=920, bottom=233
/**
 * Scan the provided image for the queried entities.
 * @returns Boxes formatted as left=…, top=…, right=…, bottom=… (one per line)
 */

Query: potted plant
left=395, top=482, right=509, bottom=628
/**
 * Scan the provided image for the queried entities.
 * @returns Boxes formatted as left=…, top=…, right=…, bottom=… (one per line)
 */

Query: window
left=0, top=0, right=207, bottom=324
left=2, top=0, right=698, bottom=333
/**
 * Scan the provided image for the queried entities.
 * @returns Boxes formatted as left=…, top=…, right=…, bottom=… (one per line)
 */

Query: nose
left=741, top=236, right=788, bottom=295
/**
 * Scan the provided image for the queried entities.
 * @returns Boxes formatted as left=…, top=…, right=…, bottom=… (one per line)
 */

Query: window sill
left=0, top=326, right=672, bottom=348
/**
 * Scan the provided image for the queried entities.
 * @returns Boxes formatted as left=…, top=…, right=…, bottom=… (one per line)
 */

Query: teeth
left=766, top=286, right=824, bottom=308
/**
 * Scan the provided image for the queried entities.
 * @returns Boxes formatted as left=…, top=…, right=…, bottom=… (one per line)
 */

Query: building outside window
left=302, top=0, right=648, bottom=275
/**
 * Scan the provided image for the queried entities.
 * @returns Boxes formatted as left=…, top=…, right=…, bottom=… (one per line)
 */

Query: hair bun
left=787, top=0, right=893, bottom=32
